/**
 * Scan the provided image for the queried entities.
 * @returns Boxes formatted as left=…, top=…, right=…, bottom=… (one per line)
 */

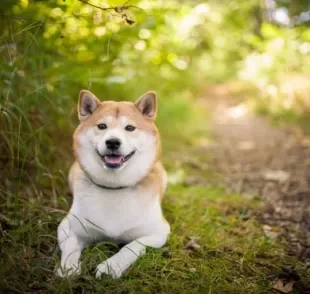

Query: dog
left=56, top=90, right=170, bottom=279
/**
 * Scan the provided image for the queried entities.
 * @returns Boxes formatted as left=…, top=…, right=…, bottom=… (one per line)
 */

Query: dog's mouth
left=98, top=151, right=136, bottom=169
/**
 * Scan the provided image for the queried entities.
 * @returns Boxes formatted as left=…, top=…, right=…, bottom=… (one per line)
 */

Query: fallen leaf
left=185, top=236, right=201, bottom=251
left=262, top=170, right=290, bottom=183
left=263, top=225, right=280, bottom=239
left=271, top=279, right=294, bottom=293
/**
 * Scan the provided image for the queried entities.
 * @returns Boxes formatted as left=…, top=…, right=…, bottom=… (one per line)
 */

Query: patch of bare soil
left=199, top=86, right=310, bottom=261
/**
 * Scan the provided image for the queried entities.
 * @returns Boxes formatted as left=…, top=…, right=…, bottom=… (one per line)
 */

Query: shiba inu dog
left=56, top=90, right=170, bottom=279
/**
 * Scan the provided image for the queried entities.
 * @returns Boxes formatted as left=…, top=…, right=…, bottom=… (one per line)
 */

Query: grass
left=1, top=96, right=309, bottom=294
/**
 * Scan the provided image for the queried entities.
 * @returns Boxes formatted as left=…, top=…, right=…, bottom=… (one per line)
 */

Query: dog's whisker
left=135, top=146, right=142, bottom=153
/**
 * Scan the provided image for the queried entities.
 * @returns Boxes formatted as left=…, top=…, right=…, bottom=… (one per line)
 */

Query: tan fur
left=76, top=101, right=158, bottom=133
left=72, top=100, right=163, bottom=197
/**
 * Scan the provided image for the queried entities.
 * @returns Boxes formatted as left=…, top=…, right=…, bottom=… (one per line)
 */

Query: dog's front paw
left=96, top=259, right=123, bottom=279
left=56, top=263, right=81, bottom=278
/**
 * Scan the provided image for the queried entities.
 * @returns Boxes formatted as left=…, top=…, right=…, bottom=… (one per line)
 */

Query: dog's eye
left=97, top=123, right=107, bottom=130
left=125, top=125, right=136, bottom=132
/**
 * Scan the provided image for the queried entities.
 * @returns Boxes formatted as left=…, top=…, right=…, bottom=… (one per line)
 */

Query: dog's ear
left=135, top=91, right=157, bottom=120
left=78, top=90, right=101, bottom=120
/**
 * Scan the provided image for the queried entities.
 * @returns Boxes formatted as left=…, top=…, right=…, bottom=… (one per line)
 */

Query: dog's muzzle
left=97, top=150, right=136, bottom=169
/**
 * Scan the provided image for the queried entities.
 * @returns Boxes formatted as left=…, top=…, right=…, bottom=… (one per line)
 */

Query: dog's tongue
left=104, top=155, right=123, bottom=165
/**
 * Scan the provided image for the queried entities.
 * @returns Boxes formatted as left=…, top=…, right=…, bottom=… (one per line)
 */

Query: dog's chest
left=71, top=184, right=158, bottom=240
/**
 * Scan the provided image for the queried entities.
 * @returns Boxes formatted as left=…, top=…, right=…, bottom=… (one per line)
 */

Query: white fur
left=57, top=114, right=170, bottom=279
left=75, top=115, right=157, bottom=187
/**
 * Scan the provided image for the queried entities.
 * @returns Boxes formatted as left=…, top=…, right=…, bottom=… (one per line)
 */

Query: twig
left=78, top=0, right=142, bottom=25
left=78, top=0, right=143, bottom=12
left=78, top=0, right=115, bottom=11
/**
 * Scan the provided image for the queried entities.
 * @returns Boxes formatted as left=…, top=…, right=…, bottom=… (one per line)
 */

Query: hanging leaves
left=78, top=0, right=138, bottom=25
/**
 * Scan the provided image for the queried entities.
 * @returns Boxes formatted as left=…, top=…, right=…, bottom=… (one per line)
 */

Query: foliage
left=238, top=23, right=310, bottom=119
left=0, top=0, right=203, bottom=206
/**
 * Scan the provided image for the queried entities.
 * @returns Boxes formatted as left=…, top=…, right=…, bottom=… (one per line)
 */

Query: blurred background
left=2, top=0, right=309, bottom=202
left=0, top=0, right=310, bottom=291
left=1, top=0, right=310, bottom=173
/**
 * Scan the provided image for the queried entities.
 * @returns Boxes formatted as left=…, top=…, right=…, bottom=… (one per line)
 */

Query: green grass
left=1, top=99, right=309, bottom=294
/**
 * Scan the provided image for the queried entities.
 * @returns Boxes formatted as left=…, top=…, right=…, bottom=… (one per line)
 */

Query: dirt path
left=199, top=85, right=310, bottom=261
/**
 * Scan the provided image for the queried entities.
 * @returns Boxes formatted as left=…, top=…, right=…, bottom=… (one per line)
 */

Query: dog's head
left=73, top=90, right=160, bottom=188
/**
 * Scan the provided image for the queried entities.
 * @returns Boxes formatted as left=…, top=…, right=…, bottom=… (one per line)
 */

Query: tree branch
left=78, top=0, right=143, bottom=12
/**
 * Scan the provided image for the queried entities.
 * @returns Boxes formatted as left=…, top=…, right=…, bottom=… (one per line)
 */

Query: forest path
left=198, top=84, right=310, bottom=261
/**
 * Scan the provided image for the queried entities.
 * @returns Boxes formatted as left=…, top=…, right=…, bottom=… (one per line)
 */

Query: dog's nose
left=106, top=138, right=121, bottom=150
